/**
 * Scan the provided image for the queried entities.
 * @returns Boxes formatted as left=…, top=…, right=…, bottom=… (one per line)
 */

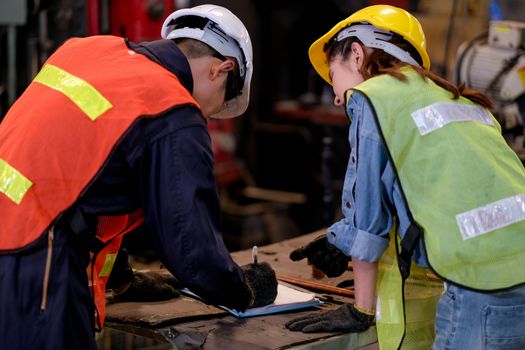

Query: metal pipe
left=7, top=25, right=16, bottom=106
left=277, top=274, right=355, bottom=298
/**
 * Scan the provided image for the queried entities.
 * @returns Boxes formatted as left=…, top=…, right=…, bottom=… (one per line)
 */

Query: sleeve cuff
left=327, top=221, right=389, bottom=262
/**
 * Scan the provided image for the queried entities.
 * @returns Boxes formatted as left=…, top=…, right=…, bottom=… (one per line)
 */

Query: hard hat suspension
left=165, top=15, right=246, bottom=83
left=333, top=24, right=421, bottom=68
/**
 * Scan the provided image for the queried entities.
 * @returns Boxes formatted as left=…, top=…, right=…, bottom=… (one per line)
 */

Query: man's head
left=161, top=5, right=252, bottom=119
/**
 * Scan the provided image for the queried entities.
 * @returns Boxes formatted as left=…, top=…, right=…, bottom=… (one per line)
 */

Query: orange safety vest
left=90, top=210, right=145, bottom=329
left=0, top=35, right=199, bottom=328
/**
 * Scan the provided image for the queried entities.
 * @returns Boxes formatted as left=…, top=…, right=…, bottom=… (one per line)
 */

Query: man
left=0, top=4, right=277, bottom=350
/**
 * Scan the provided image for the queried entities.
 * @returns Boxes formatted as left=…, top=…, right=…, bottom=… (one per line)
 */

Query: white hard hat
left=161, top=4, right=253, bottom=119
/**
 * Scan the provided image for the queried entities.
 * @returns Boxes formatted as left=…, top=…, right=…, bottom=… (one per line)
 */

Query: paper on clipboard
left=180, top=282, right=323, bottom=318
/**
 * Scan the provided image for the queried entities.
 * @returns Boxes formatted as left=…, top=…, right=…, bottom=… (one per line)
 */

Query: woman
left=286, top=5, right=525, bottom=349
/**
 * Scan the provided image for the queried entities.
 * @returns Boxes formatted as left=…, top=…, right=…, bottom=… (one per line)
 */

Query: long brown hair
left=329, top=36, right=494, bottom=110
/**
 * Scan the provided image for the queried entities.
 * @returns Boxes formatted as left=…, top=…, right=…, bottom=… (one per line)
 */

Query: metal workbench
left=101, top=230, right=378, bottom=350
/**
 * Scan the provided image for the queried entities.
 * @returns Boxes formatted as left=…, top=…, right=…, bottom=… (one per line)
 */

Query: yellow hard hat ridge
left=309, top=5, right=430, bottom=84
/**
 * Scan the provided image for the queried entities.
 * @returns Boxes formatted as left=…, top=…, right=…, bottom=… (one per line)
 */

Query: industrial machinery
left=455, top=20, right=525, bottom=157
left=0, top=0, right=176, bottom=119
left=88, top=0, right=175, bottom=40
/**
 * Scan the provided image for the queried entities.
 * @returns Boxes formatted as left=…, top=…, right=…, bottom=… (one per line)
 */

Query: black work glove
left=112, top=271, right=182, bottom=302
left=289, top=234, right=350, bottom=277
left=241, top=262, right=278, bottom=308
left=285, top=303, right=374, bottom=333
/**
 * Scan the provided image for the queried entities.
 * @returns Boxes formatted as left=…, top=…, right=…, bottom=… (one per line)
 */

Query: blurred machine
left=0, top=0, right=175, bottom=119
left=455, top=20, right=525, bottom=156
left=87, top=0, right=175, bottom=40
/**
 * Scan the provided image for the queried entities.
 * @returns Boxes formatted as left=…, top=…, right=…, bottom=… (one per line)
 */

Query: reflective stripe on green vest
left=353, top=67, right=525, bottom=290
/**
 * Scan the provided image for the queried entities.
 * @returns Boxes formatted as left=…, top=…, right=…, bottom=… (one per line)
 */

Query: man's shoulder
left=113, top=106, right=208, bottom=167
left=133, top=106, right=207, bottom=143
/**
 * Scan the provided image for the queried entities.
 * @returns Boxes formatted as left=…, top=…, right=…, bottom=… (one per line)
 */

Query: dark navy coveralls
left=0, top=39, right=251, bottom=350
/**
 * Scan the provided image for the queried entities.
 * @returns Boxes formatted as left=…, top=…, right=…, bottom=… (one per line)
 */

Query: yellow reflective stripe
left=0, top=159, right=33, bottom=205
left=99, top=253, right=117, bottom=277
left=34, top=64, right=112, bottom=121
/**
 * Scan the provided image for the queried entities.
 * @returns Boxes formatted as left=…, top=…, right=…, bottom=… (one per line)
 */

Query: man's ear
left=210, top=59, right=234, bottom=80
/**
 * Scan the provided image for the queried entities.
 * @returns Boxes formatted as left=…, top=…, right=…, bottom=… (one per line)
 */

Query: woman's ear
left=350, top=42, right=366, bottom=68
left=210, top=59, right=234, bottom=80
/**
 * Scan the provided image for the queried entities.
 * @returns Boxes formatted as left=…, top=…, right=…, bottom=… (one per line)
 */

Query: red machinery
left=87, top=0, right=175, bottom=41
left=86, top=0, right=241, bottom=187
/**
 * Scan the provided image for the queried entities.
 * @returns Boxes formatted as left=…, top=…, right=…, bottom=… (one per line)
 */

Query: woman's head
left=309, top=5, right=429, bottom=89
left=327, top=31, right=425, bottom=106
left=310, top=5, right=494, bottom=110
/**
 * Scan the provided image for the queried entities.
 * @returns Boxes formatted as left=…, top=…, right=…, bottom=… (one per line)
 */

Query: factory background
left=1, top=0, right=524, bottom=265
left=2, top=1, right=525, bottom=349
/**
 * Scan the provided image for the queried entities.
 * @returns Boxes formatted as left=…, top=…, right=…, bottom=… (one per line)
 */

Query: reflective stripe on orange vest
left=0, top=35, right=198, bottom=251
left=33, top=63, right=113, bottom=121
left=0, top=158, right=33, bottom=205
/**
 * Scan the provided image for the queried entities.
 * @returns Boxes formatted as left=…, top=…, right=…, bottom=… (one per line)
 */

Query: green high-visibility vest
left=353, top=67, right=525, bottom=290
left=375, top=229, right=442, bottom=350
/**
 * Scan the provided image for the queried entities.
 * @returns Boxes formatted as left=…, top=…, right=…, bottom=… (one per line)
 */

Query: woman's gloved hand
left=112, top=270, right=182, bottom=302
left=285, top=303, right=374, bottom=333
left=241, top=262, right=278, bottom=308
left=289, top=234, right=350, bottom=277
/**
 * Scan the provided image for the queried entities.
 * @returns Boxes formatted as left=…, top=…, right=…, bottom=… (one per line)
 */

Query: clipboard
left=180, top=282, right=323, bottom=318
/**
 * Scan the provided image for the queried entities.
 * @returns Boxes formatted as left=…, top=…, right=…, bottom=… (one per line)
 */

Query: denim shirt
left=327, top=90, right=428, bottom=266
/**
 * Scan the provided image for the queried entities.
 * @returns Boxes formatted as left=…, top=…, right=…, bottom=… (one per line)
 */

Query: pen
left=252, top=245, right=258, bottom=265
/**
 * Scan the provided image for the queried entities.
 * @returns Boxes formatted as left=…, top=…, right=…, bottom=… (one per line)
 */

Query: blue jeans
left=433, top=282, right=525, bottom=350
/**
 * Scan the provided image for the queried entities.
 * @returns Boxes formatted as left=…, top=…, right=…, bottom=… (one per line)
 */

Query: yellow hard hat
left=309, top=5, right=430, bottom=84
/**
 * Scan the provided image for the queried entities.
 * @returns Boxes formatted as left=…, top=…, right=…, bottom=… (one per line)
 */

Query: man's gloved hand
left=285, top=303, right=374, bottom=333
left=112, top=271, right=182, bottom=302
left=289, top=234, right=350, bottom=277
left=241, top=262, right=278, bottom=308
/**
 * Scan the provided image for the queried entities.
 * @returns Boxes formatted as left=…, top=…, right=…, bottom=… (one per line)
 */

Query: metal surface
left=157, top=312, right=377, bottom=350
left=0, top=0, right=26, bottom=25
left=105, top=230, right=377, bottom=349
